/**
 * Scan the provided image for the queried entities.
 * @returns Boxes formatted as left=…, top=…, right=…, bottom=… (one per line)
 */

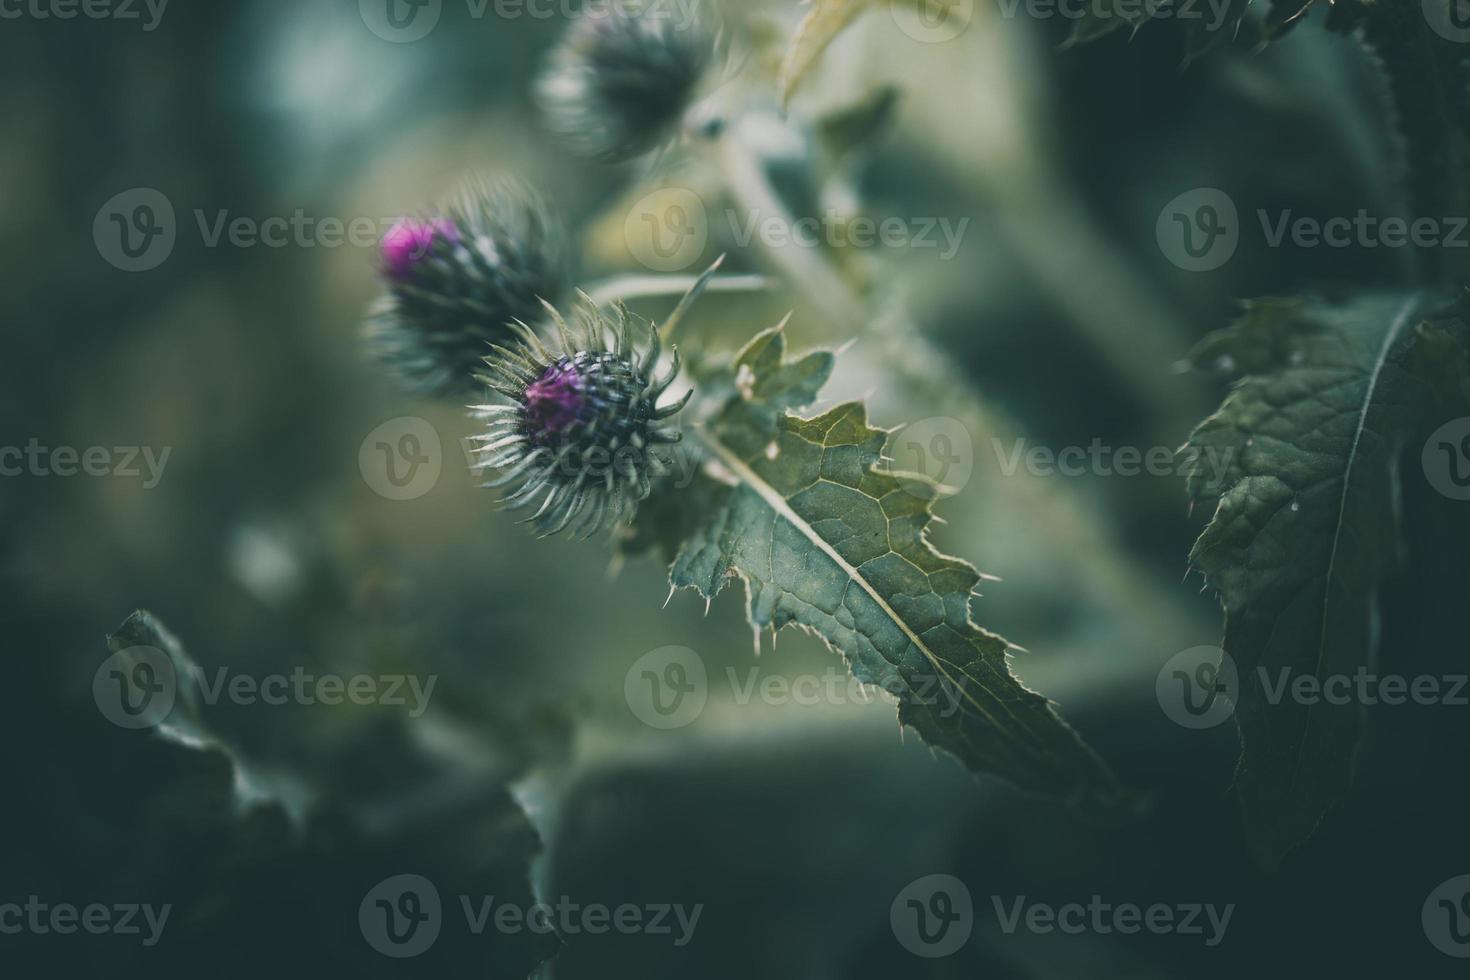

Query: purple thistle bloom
left=363, top=177, right=567, bottom=398
left=523, top=361, right=585, bottom=437
left=380, top=216, right=457, bottom=281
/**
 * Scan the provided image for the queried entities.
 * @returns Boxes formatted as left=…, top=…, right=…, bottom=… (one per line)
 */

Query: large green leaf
left=659, top=325, right=1122, bottom=805
left=43, top=612, right=557, bottom=977
left=1183, top=291, right=1470, bottom=869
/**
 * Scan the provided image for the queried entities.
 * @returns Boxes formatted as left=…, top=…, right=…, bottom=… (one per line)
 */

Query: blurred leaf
left=778, top=0, right=875, bottom=109
left=777, top=0, right=965, bottom=108
left=1183, top=290, right=1470, bottom=869
left=649, top=325, right=1123, bottom=804
left=37, top=611, right=558, bottom=978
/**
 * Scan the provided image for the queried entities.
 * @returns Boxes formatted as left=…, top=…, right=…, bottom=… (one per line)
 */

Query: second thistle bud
left=365, top=176, right=568, bottom=398
left=537, top=2, right=716, bottom=163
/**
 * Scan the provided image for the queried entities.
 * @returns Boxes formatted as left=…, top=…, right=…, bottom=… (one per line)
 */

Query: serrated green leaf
left=1060, top=0, right=1254, bottom=62
left=666, top=325, right=1122, bottom=804
left=1183, top=290, right=1470, bottom=869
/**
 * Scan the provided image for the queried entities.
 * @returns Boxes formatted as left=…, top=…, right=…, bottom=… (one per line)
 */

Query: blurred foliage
left=4, top=1, right=1470, bottom=977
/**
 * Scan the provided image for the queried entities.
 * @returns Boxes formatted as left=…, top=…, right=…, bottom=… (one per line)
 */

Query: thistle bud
left=470, top=301, right=691, bottom=538
left=365, top=177, right=568, bottom=397
left=536, top=2, right=716, bottom=163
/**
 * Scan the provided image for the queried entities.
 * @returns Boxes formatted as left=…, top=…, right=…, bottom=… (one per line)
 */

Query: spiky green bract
left=470, top=300, right=691, bottom=538
left=537, top=1, right=715, bottom=163
left=366, top=176, right=568, bottom=398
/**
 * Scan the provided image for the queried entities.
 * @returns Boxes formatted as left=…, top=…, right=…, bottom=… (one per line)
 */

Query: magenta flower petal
left=381, top=217, right=457, bottom=280
left=523, top=361, right=585, bottom=435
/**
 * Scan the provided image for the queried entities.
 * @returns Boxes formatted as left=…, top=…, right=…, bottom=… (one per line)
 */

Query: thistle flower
left=536, top=2, right=716, bottom=163
left=470, top=301, right=691, bottom=538
left=366, top=177, right=568, bottom=397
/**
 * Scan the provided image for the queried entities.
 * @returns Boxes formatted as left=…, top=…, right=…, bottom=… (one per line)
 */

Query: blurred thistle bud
left=470, top=300, right=691, bottom=538
left=365, top=176, right=568, bottom=398
left=537, top=1, right=716, bottom=163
